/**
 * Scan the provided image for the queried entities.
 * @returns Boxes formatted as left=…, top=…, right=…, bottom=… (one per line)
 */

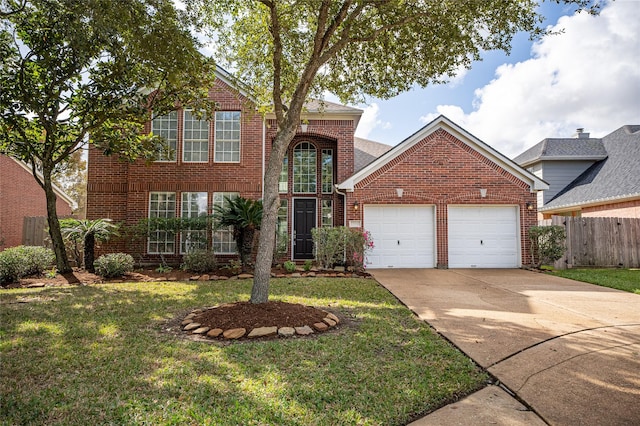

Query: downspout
left=334, top=185, right=348, bottom=227
left=334, top=185, right=349, bottom=265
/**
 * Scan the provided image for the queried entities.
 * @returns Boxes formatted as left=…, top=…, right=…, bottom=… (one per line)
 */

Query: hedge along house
left=336, top=116, right=548, bottom=269
left=86, top=67, right=362, bottom=264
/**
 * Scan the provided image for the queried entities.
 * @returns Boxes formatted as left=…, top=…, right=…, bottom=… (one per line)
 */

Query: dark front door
left=293, top=198, right=316, bottom=259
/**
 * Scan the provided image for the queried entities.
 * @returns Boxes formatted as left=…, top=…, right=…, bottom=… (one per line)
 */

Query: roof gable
left=514, top=137, right=607, bottom=167
left=7, top=156, right=77, bottom=210
left=541, top=125, right=640, bottom=211
left=338, top=115, right=547, bottom=192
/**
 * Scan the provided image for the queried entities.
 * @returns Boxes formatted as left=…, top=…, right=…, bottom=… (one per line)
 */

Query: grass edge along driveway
left=551, top=268, right=640, bottom=295
left=0, top=277, right=487, bottom=426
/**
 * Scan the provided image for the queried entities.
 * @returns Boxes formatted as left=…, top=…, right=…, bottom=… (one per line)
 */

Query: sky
left=348, top=0, right=640, bottom=158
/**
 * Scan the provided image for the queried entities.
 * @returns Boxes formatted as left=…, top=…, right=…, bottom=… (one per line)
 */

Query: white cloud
left=355, top=103, right=392, bottom=139
left=424, top=1, right=640, bottom=158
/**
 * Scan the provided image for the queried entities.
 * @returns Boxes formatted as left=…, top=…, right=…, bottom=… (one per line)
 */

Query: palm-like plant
left=60, top=219, right=120, bottom=272
left=214, top=197, right=262, bottom=272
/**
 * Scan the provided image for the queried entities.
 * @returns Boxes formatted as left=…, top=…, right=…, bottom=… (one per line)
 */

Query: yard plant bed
left=181, top=301, right=339, bottom=340
left=0, top=277, right=487, bottom=425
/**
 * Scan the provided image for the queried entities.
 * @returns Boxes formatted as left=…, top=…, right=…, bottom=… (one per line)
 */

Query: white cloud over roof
left=420, top=0, right=640, bottom=158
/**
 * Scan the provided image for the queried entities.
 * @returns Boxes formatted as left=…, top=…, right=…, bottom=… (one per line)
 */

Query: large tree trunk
left=42, top=170, right=73, bottom=275
left=251, top=128, right=297, bottom=303
left=84, top=231, right=96, bottom=272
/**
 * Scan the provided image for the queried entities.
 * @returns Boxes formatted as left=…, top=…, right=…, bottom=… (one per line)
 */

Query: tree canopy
left=0, top=0, right=216, bottom=274
left=190, top=0, right=600, bottom=303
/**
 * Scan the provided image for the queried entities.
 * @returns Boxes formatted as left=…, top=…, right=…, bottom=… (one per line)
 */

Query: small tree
left=214, top=196, right=263, bottom=273
left=60, top=218, right=120, bottom=272
left=529, top=225, right=566, bottom=268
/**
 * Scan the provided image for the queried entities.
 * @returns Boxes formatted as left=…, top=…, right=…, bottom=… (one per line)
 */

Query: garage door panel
left=364, top=205, right=435, bottom=268
left=448, top=206, right=519, bottom=268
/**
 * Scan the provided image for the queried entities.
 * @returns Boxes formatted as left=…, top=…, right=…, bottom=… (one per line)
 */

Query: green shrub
left=303, top=259, right=313, bottom=271
left=94, top=253, right=134, bottom=278
left=312, top=227, right=375, bottom=270
left=283, top=260, right=297, bottom=273
left=0, top=246, right=55, bottom=285
left=181, top=250, right=217, bottom=273
left=0, top=249, right=22, bottom=285
left=529, top=225, right=566, bottom=268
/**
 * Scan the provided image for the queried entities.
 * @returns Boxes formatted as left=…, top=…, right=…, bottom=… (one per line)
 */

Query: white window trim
left=151, top=112, right=178, bottom=163
left=214, top=111, right=241, bottom=163
left=293, top=141, right=317, bottom=194
left=182, top=109, right=210, bottom=163
left=180, top=192, right=208, bottom=254
left=212, top=192, right=239, bottom=254
left=147, top=192, right=177, bottom=255
left=322, top=149, right=334, bottom=194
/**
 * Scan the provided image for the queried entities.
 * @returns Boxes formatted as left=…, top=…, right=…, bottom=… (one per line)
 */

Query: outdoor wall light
left=353, top=200, right=359, bottom=211
left=526, top=202, right=534, bottom=211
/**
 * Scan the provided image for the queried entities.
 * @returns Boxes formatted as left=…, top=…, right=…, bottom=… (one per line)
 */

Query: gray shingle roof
left=354, top=137, right=392, bottom=172
left=304, top=99, right=363, bottom=114
left=514, top=137, right=607, bottom=167
left=541, top=125, right=640, bottom=211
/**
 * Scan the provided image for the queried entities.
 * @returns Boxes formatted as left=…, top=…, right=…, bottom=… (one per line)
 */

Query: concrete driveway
left=371, top=269, right=640, bottom=426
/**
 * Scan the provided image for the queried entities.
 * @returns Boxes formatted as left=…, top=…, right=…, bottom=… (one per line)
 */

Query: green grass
left=551, top=269, right=640, bottom=294
left=0, top=278, right=487, bottom=425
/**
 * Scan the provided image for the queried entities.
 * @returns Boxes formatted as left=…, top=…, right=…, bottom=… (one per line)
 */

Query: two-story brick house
left=87, top=67, right=546, bottom=268
left=87, top=67, right=362, bottom=263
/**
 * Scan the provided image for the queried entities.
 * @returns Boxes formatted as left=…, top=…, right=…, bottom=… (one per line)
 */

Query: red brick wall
left=581, top=199, right=640, bottom=218
left=1, top=156, right=73, bottom=248
left=87, top=79, right=358, bottom=262
left=347, top=128, right=538, bottom=267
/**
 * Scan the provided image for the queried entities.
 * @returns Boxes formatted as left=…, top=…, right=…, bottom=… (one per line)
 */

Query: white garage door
left=364, top=205, right=435, bottom=268
left=448, top=206, right=519, bottom=268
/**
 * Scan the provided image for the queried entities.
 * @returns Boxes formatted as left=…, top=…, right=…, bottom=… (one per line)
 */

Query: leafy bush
left=303, top=259, right=313, bottom=271
left=0, top=246, right=55, bottom=285
left=529, top=225, right=566, bottom=268
left=283, top=260, right=297, bottom=273
left=181, top=250, right=217, bottom=273
left=94, top=253, right=134, bottom=278
left=312, top=227, right=374, bottom=270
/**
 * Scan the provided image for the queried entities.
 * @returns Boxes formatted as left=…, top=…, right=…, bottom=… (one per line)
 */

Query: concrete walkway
left=371, top=269, right=640, bottom=426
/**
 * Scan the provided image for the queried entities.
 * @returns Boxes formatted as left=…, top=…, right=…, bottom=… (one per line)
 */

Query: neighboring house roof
left=354, top=137, right=392, bottom=172
left=514, top=137, right=608, bottom=167
left=540, top=125, right=640, bottom=212
left=9, top=156, right=78, bottom=210
left=338, top=115, right=548, bottom=192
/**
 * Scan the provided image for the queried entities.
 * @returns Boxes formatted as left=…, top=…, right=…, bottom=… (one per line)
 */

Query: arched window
left=293, top=142, right=316, bottom=193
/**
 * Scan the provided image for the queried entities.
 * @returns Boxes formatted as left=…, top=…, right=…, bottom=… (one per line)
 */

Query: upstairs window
left=293, top=142, right=316, bottom=193
left=214, top=111, right=241, bottom=162
left=321, top=149, right=333, bottom=193
left=151, top=111, right=178, bottom=161
left=183, top=110, right=209, bottom=162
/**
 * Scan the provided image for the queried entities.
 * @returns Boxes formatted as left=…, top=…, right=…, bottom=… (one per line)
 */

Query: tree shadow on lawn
left=0, top=279, right=487, bottom=425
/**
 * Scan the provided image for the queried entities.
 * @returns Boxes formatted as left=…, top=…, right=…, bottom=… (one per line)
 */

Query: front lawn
left=551, top=269, right=640, bottom=294
left=0, top=278, right=487, bottom=425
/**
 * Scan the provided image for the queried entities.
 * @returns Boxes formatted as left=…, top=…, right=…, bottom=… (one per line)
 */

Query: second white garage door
left=364, top=205, right=435, bottom=268
left=448, top=206, right=519, bottom=268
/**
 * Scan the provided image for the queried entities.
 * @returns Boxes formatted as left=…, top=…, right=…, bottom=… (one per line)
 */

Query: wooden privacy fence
left=540, top=216, right=640, bottom=269
left=22, top=216, right=49, bottom=247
